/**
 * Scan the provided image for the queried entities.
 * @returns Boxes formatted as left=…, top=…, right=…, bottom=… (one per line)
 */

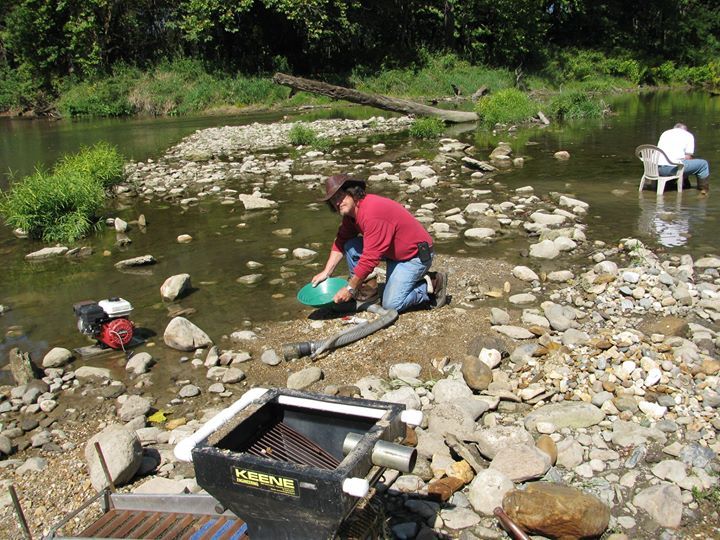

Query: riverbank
left=1, top=112, right=719, bottom=538
left=1, top=242, right=719, bottom=539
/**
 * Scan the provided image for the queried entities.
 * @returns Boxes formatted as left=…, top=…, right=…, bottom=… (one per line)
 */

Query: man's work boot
left=426, top=271, right=448, bottom=309
left=355, top=277, right=379, bottom=303
left=698, top=177, right=710, bottom=196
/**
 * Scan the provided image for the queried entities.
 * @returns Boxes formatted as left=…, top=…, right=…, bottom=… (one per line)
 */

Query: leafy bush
left=409, top=117, right=445, bottom=138
left=475, top=88, right=536, bottom=126
left=548, top=90, right=606, bottom=120
left=288, top=123, right=318, bottom=146
left=0, top=143, right=125, bottom=242
left=0, top=64, right=40, bottom=112
left=57, top=65, right=139, bottom=116
left=55, top=142, right=125, bottom=188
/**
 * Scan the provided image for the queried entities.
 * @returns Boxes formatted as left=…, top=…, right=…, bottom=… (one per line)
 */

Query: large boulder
left=163, top=317, right=212, bottom=351
left=503, top=482, right=610, bottom=538
left=85, top=424, right=143, bottom=491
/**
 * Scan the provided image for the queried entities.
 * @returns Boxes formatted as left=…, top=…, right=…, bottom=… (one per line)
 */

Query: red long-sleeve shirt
left=331, top=194, right=433, bottom=281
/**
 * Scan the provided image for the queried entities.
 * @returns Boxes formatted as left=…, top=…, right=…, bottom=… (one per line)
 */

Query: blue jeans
left=343, top=237, right=432, bottom=312
left=659, top=159, right=710, bottom=181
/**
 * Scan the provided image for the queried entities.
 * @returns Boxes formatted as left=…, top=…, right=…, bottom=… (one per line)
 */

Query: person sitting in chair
left=657, top=123, right=711, bottom=195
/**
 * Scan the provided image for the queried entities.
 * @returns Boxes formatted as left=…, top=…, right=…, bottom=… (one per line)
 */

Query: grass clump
left=475, top=88, right=537, bottom=126
left=288, top=123, right=319, bottom=146
left=409, top=117, right=445, bottom=139
left=287, top=122, right=331, bottom=150
left=547, top=90, right=607, bottom=120
left=0, top=143, right=125, bottom=242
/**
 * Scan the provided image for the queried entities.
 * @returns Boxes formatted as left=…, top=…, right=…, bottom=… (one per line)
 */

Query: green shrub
left=548, top=90, right=606, bottom=120
left=288, top=123, right=318, bottom=146
left=409, top=117, right=445, bottom=138
left=55, top=142, right=125, bottom=188
left=475, top=88, right=536, bottom=126
left=57, top=66, right=139, bottom=116
left=0, top=65, right=36, bottom=112
left=0, top=143, right=125, bottom=242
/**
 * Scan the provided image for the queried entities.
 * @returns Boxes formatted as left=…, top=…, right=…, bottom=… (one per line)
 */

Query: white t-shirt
left=657, top=128, right=695, bottom=165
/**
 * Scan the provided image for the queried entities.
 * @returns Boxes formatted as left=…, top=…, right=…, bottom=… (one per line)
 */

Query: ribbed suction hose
left=282, top=304, right=398, bottom=360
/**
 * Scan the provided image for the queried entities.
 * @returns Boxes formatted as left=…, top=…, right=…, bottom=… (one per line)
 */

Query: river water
left=0, top=91, right=718, bottom=377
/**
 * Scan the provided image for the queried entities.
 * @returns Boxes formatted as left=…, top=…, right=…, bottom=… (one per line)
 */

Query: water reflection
left=636, top=192, right=711, bottom=248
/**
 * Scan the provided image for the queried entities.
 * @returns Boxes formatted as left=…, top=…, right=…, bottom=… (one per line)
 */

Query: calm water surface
left=0, top=91, right=718, bottom=377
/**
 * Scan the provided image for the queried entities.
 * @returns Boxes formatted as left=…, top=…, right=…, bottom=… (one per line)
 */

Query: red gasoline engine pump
left=73, top=297, right=134, bottom=349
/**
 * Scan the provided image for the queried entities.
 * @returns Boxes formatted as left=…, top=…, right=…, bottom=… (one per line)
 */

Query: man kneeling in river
left=311, top=174, right=448, bottom=311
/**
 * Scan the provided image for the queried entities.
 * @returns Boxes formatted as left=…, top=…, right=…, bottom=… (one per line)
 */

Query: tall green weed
left=0, top=143, right=124, bottom=242
left=475, top=88, right=537, bottom=126
left=547, top=90, right=606, bottom=120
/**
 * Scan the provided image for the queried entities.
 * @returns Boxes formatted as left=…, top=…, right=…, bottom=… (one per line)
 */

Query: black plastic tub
left=192, top=388, right=408, bottom=539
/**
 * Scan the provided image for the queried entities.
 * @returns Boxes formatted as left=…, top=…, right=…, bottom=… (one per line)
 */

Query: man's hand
left=334, top=286, right=353, bottom=303
left=311, top=271, right=330, bottom=287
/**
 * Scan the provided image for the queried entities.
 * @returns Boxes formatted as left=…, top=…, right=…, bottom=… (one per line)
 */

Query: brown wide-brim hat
left=319, top=174, right=366, bottom=201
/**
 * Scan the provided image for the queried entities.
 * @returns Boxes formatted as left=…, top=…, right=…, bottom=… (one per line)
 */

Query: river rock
left=292, top=248, right=317, bottom=260
left=163, top=317, right=212, bottom=351
left=503, top=483, right=610, bottom=538
left=475, top=425, right=534, bottom=459
left=490, top=308, right=510, bottom=325
left=75, top=366, right=112, bottom=381
left=25, top=247, right=68, bottom=260
left=553, top=151, right=570, bottom=160
left=238, top=193, right=277, bottom=209
left=490, top=445, right=551, bottom=481
left=287, top=367, right=322, bottom=389
left=461, top=355, right=492, bottom=391
left=468, top=469, right=514, bottom=516
left=161, top=274, right=191, bottom=301
left=381, top=387, right=422, bottom=410
left=118, top=395, right=151, bottom=421
left=177, top=234, right=193, bottom=243
left=125, top=352, right=154, bottom=375
left=42, top=347, right=73, bottom=368
left=236, top=274, right=264, bottom=285
left=492, top=325, right=535, bottom=339
left=178, top=384, right=200, bottom=398
left=529, top=240, right=560, bottom=259
left=536, top=435, right=558, bottom=465
left=524, top=402, right=605, bottom=431
left=133, top=477, right=188, bottom=494
left=633, top=483, right=682, bottom=528
left=114, top=255, right=156, bottom=268
left=512, top=265, right=539, bottom=282
left=432, top=379, right=473, bottom=402
left=9, top=347, right=40, bottom=384
left=260, top=349, right=281, bottom=366
left=85, top=424, right=143, bottom=491
left=464, top=228, right=495, bottom=240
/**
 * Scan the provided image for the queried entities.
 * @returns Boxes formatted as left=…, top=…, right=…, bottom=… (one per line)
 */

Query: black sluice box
left=192, top=388, right=407, bottom=539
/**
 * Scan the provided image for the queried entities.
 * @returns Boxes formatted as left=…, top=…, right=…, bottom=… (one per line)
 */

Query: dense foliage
left=0, top=143, right=125, bottom=242
left=0, top=1, right=718, bottom=113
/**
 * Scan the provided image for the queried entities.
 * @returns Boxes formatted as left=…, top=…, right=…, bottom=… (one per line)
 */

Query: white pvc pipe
left=277, top=395, right=387, bottom=419
left=173, top=387, right=269, bottom=462
left=342, top=477, right=370, bottom=498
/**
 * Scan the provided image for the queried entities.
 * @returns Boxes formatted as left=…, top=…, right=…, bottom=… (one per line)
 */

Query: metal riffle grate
left=76, top=509, right=248, bottom=539
left=243, top=421, right=340, bottom=469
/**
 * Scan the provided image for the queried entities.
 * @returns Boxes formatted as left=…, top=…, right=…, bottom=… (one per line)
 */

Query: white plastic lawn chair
left=636, top=144, right=686, bottom=195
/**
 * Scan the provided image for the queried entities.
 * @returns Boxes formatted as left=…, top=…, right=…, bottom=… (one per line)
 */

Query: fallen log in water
left=273, top=72, right=479, bottom=124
